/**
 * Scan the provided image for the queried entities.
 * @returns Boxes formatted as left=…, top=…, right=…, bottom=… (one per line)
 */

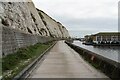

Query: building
left=84, top=35, right=90, bottom=41
left=84, top=35, right=94, bottom=42
left=92, top=32, right=120, bottom=44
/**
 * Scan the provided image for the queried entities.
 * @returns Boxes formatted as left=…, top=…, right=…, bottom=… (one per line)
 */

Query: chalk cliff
left=0, top=1, right=70, bottom=38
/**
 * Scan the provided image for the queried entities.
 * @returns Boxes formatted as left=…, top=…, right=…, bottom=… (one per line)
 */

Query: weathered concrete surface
left=30, top=41, right=109, bottom=78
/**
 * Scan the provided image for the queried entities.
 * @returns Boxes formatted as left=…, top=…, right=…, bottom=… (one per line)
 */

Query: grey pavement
left=30, top=41, right=109, bottom=78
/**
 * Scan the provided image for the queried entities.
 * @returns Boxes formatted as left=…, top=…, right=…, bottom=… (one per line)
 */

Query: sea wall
left=65, top=41, right=120, bottom=79
left=2, top=27, right=54, bottom=56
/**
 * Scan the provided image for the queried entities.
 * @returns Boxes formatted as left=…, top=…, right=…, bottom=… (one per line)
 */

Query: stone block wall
left=2, top=27, right=53, bottom=56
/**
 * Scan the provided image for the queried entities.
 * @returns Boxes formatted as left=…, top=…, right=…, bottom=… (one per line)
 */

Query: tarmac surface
left=30, top=41, right=109, bottom=78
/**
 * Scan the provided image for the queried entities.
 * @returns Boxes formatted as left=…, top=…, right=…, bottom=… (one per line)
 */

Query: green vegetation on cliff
left=2, top=42, right=54, bottom=79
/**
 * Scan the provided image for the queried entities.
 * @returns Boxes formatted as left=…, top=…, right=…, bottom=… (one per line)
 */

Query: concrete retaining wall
left=2, top=27, right=54, bottom=56
left=65, top=41, right=120, bottom=79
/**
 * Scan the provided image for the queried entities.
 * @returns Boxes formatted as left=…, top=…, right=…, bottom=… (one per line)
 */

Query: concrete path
left=30, top=41, right=109, bottom=78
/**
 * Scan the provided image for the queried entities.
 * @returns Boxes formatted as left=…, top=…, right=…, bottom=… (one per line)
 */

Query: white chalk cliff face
left=0, top=1, right=70, bottom=38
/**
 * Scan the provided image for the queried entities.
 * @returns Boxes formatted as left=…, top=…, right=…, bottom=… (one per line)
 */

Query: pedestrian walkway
left=30, top=41, right=108, bottom=78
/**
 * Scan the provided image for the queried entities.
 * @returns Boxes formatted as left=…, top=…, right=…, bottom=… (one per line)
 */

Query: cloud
left=58, top=17, right=118, bottom=31
left=33, top=0, right=119, bottom=37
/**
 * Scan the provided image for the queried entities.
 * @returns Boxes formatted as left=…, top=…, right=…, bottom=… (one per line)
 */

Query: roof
left=85, top=35, right=91, bottom=37
left=94, top=32, right=120, bottom=36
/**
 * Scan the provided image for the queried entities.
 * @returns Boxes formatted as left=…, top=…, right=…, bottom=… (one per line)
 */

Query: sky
left=33, top=0, right=119, bottom=38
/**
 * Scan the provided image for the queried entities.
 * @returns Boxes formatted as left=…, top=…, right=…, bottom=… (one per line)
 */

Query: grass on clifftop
left=2, top=42, right=54, bottom=80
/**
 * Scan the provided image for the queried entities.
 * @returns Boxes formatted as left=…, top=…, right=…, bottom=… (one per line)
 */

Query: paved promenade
left=30, top=41, right=108, bottom=78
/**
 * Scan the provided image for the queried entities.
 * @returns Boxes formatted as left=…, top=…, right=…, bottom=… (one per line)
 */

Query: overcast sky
left=33, top=0, right=119, bottom=38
